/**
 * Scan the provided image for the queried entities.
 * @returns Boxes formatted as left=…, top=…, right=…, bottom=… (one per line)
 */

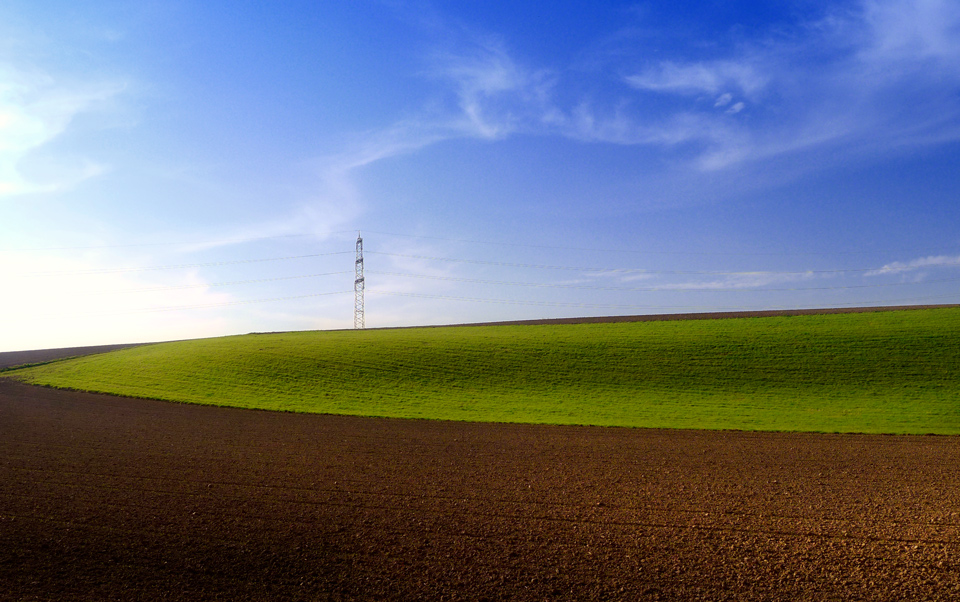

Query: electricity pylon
left=354, top=232, right=365, bottom=329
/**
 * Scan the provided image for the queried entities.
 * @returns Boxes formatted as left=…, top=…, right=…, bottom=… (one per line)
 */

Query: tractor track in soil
left=2, top=378, right=959, bottom=601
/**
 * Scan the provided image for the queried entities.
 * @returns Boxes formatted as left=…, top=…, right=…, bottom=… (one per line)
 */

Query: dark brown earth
left=0, top=343, right=146, bottom=371
left=2, top=379, right=959, bottom=601
left=418, top=303, right=960, bottom=329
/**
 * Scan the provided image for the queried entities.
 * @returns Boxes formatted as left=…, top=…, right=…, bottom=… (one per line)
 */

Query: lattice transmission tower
left=354, top=231, right=365, bottom=329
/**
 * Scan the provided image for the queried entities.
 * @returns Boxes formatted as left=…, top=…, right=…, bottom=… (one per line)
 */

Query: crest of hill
left=5, top=305, right=960, bottom=435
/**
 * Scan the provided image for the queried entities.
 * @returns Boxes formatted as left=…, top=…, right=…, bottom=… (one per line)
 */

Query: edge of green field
left=5, top=308, right=960, bottom=434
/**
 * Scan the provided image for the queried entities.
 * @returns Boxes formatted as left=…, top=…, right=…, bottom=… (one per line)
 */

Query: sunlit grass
left=6, top=308, right=960, bottom=434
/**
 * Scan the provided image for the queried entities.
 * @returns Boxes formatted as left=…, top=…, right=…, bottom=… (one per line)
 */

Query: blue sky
left=2, top=0, right=959, bottom=351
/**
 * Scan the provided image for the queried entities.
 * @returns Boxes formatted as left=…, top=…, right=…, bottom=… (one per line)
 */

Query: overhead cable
left=367, top=270, right=960, bottom=293
left=363, top=230, right=960, bottom=257
left=78, top=271, right=351, bottom=296
left=52, top=290, right=354, bottom=317
left=16, top=252, right=352, bottom=277
left=371, top=290, right=960, bottom=311
left=365, top=251, right=926, bottom=276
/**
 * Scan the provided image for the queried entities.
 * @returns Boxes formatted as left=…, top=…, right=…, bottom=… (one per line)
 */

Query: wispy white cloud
left=197, top=33, right=556, bottom=252
left=624, top=60, right=767, bottom=98
left=866, top=254, right=960, bottom=276
left=859, top=0, right=960, bottom=68
left=431, top=36, right=559, bottom=139
left=610, top=268, right=820, bottom=290
left=610, top=0, right=960, bottom=171
left=371, top=0, right=960, bottom=183
left=0, top=63, right=122, bottom=197
left=266, top=0, right=960, bottom=230
left=652, top=271, right=820, bottom=291
left=169, top=120, right=441, bottom=253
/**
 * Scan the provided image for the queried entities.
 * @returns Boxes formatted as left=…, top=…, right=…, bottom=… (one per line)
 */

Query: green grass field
left=5, top=308, right=960, bottom=434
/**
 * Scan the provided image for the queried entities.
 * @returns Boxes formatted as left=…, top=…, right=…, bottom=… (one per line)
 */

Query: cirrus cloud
left=865, top=255, right=960, bottom=276
left=0, top=63, right=122, bottom=197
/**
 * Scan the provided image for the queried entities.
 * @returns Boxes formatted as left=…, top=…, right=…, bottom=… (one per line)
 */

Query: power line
left=367, top=270, right=960, bottom=293
left=12, top=265, right=956, bottom=299
left=14, top=251, right=352, bottom=277
left=0, top=231, right=362, bottom=252
left=364, top=251, right=939, bottom=276
left=374, top=290, right=685, bottom=309
left=6, top=229, right=958, bottom=323
left=363, top=230, right=960, bottom=257
left=74, top=271, right=351, bottom=296
left=371, top=290, right=960, bottom=311
left=6, top=227, right=960, bottom=257
left=130, top=290, right=354, bottom=313
left=42, top=290, right=354, bottom=318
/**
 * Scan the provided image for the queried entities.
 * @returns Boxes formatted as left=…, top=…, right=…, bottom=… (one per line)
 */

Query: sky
left=2, top=0, right=960, bottom=351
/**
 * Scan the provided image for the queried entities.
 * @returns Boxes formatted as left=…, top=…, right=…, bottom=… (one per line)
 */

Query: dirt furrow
left=2, top=379, right=959, bottom=601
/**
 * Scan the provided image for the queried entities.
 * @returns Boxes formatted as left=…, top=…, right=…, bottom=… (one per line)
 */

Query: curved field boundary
left=6, top=306, right=960, bottom=434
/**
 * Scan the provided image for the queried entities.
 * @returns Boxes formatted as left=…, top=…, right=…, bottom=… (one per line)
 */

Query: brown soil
left=2, top=380, right=959, bottom=601
left=413, top=304, right=960, bottom=329
left=0, top=344, right=147, bottom=371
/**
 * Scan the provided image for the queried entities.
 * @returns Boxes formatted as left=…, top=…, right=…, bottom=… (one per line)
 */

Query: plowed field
left=2, top=379, right=959, bottom=601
